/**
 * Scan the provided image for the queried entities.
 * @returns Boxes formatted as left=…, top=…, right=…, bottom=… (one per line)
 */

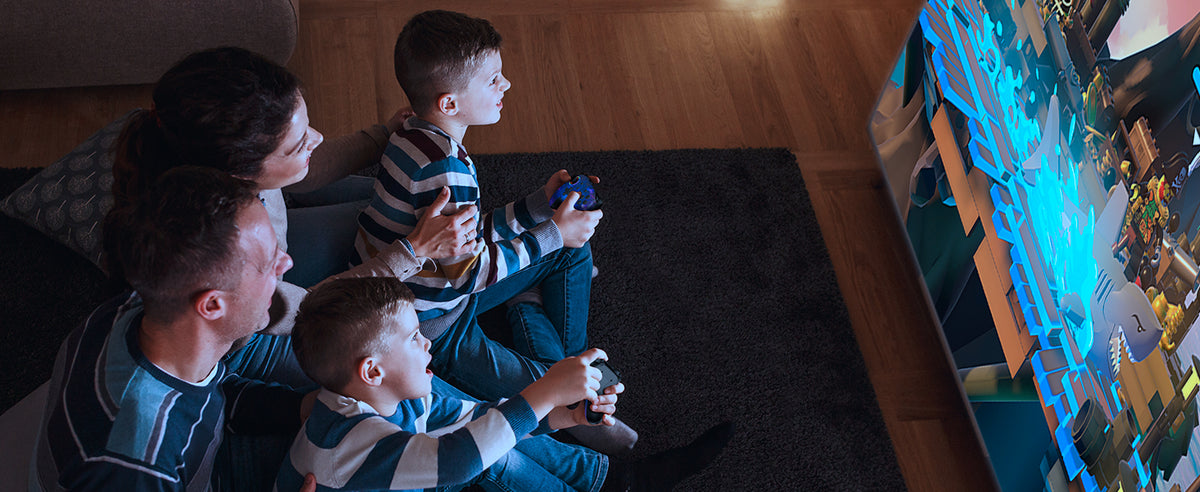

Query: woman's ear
left=193, top=289, right=226, bottom=321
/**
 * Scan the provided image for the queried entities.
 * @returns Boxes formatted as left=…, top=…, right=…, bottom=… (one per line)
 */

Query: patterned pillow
left=0, top=111, right=137, bottom=269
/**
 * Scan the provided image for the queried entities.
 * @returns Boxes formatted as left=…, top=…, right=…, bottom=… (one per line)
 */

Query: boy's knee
left=561, top=242, right=592, bottom=264
left=483, top=451, right=517, bottom=482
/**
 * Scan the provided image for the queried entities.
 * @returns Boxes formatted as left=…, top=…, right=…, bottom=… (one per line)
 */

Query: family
left=30, top=10, right=731, bottom=492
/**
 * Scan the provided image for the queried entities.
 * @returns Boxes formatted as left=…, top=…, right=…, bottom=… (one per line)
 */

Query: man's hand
left=301, top=473, right=317, bottom=492
left=551, top=193, right=603, bottom=248
left=407, top=187, right=478, bottom=259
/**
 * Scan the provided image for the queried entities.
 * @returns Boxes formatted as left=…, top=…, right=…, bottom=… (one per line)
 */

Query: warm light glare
left=718, top=0, right=784, bottom=8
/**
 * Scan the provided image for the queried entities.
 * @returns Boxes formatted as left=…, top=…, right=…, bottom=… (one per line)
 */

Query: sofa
left=0, top=0, right=299, bottom=90
left=0, top=2, right=300, bottom=488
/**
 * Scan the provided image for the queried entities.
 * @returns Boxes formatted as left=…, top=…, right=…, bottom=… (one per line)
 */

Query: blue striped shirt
left=353, top=118, right=562, bottom=321
left=275, top=389, right=551, bottom=491
left=31, top=293, right=304, bottom=491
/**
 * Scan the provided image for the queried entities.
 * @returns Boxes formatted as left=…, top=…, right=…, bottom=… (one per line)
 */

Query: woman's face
left=255, top=95, right=323, bottom=190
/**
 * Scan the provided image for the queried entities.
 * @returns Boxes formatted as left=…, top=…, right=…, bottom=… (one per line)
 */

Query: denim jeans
left=429, top=244, right=593, bottom=401
left=283, top=175, right=374, bottom=288
left=431, top=435, right=607, bottom=492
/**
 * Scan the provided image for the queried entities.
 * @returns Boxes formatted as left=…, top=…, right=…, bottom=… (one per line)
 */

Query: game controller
left=584, top=359, right=621, bottom=424
left=550, top=175, right=603, bottom=211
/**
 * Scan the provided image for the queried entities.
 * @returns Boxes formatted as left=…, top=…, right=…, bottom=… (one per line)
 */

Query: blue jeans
left=284, top=175, right=374, bottom=288
left=477, top=435, right=608, bottom=492
left=433, top=435, right=608, bottom=492
left=429, top=244, right=593, bottom=401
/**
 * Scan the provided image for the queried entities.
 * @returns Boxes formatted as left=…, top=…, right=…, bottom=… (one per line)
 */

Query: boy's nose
left=499, top=75, right=511, bottom=92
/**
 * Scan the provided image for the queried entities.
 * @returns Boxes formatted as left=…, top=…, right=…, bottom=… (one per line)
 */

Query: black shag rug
left=0, top=148, right=905, bottom=491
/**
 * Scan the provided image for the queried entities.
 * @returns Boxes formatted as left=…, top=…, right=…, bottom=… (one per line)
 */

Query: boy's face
left=376, top=306, right=433, bottom=400
left=453, top=50, right=510, bottom=126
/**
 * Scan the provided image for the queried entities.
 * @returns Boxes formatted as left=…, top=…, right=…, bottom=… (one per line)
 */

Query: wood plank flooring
left=0, top=1, right=999, bottom=489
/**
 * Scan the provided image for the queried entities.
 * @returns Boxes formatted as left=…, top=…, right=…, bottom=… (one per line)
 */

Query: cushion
left=0, top=111, right=137, bottom=268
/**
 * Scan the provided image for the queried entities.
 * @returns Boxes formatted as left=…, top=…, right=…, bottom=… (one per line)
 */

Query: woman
left=110, top=46, right=477, bottom=386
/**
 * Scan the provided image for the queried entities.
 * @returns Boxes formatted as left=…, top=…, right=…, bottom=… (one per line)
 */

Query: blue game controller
left=549, top=175, right=602, bottom=211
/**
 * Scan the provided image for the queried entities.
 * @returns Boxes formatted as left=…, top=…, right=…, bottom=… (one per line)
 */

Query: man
left=31, top=166, right=314, bottom=491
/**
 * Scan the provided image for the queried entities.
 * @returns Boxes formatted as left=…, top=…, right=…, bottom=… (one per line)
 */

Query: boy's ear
left=436, top=93, right=458, bottom=116
left=358, top=356, right=384, bottom=386
left=193, top=289, right=226, bottom=321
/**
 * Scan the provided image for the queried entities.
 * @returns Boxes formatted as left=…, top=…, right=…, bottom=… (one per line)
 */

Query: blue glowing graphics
left=918, top=0, right=1149, bottom=489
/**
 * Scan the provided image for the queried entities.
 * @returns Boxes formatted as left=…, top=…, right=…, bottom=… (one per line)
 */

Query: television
left=871, top=0, right=1200, bottom=489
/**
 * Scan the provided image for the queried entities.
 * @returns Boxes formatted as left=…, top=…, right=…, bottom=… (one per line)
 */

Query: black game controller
left=550, top=175, right=603, bottom=211
left=584, top=359, right=621, bottom=424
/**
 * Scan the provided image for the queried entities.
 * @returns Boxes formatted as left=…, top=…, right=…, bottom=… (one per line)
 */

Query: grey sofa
left=0, top=0, right=299, bottom=90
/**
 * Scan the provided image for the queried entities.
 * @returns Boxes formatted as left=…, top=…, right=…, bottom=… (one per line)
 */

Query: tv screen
left=871, top=0, right=1200, bottom=490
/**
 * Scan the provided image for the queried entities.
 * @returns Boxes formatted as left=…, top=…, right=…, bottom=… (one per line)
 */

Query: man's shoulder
left=45, top=291, right=220, bottom=481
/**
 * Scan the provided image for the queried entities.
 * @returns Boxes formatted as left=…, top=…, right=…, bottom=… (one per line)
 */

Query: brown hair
left=393, top=10, right=502, bottom=114
left=103, top=166, right=258, bottom=322
left=112, top=47, right=301, bottom=206
left=292, top=277, right=417, bottom=391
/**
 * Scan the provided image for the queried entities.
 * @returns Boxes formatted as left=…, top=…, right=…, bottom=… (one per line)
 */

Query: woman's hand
left=386, top=107, right=416, bottom=134
left=407, top=187, right=478, bottom=259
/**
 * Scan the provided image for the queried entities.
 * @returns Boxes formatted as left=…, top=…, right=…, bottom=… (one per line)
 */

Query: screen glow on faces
left=256, top=96, right=323, bottom=190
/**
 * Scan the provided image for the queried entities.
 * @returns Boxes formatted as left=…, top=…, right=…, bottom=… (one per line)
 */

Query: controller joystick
left=550, top=175, right=603, bottom=211
left=583, top=359, right=621, bottom=424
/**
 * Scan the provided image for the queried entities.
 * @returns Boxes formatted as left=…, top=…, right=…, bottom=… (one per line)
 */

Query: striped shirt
left=31, top=293, right=304, bottom=491
left=354, top=118, right=562, bottom=322
left=275, top=389, right=551, bottom=491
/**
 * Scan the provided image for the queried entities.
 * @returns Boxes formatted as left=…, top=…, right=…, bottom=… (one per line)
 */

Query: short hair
left=393, top=10, right=502, bottom=114
left=292, top=277, right=417, bottom=391
left=113, top=46, right=301, bottom=206
left=103, top=166, right=259, bottom=323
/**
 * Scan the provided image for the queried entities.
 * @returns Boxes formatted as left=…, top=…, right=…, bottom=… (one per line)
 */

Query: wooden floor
left=0, top=1, right=998, bottom=489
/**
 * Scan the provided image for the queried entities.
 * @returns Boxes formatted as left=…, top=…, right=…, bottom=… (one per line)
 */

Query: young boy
left=276, top=277, right=732, bottom=491
left=353, top=10, right=606, bottom=415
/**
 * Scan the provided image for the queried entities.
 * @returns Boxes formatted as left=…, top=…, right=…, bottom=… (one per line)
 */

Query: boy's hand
left=550, top=382, right=625, bottom=428
left=520, top=348, right=608, bottom=418
left=542, top=169, right=599, bottom=203
left=551, top=193, right=603, bottom=248
left=408, top=187, right=478, bottom=259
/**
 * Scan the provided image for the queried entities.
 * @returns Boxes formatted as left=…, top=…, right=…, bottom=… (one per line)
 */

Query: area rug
left=0, top=148, right=906, bottom=490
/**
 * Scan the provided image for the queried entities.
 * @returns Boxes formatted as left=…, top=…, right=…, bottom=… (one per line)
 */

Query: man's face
left=224, top=202, right=292, bottom=340
left=257, top=95, right=323, bottom=190
left=454, top=50, right=510, bottom=127
left=374, top=306, right=433, bottom=400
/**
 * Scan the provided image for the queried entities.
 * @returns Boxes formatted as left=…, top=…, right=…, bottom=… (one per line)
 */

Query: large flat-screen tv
left=871, top=0, right=1200, bottom=490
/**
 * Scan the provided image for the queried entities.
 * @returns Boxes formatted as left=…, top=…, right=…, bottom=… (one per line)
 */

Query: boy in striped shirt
left=276, top=277, right=732, bottom=491
left=352, top=10, right=629, bottom=450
